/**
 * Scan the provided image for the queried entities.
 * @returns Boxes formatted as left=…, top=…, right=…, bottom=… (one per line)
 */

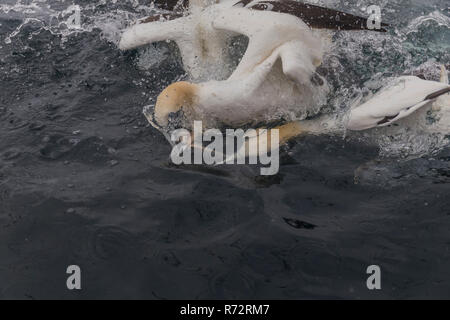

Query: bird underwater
left=119, top=0, right=450, bottom=160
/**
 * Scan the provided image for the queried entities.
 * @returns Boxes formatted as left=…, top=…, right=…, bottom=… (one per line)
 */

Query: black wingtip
left=424, top=87, right=450, bottom=100
left=242, top=0, right=391, bottom=32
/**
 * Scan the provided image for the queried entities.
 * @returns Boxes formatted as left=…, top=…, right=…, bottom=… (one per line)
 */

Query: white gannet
left=145, top=5, right=329, bottom=130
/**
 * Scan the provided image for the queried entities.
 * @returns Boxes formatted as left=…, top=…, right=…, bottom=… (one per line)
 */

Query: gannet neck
left=155, top=81, right=199, bottom=127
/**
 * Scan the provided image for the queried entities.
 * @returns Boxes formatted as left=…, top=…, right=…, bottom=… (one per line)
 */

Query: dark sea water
left=0, top=0, right=450, bottom=299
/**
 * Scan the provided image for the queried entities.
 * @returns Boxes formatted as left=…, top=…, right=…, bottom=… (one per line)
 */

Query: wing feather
left=236, top=0, right=389, bottom=32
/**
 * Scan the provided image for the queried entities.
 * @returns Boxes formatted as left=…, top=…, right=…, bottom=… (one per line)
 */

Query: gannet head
left=149, top=81, right=199, bottom=129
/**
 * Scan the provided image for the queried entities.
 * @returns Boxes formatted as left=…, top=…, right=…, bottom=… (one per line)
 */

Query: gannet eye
left=251, top=3, right=274, bottom=10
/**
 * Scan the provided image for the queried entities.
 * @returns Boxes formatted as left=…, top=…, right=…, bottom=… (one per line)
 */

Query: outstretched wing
left=119, top=14, right=192, bottom=50
left=348, top=77, right=450, bottom=131
left=235, top=0, right=389, bottom=32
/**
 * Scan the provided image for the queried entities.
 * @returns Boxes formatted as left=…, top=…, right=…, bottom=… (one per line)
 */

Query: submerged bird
left=146, top=5, right=329, bottom=130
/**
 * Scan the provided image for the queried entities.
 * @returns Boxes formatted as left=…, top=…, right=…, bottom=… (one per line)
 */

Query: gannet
left=145, top=5, right=329, bottom=130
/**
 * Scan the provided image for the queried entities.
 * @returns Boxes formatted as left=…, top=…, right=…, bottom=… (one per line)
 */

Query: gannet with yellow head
left=146, top=6, right=329, bottom=130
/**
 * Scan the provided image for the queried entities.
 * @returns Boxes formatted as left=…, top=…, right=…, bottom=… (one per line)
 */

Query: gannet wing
left=119, top=14, right=192, bottom=50
left=235, top=0, right=389, bottom=32
left=278, top=40, right=325, bottom=85
left=347, top=76, right=450, bottom=131
left=212, top=7, right=322, bottom=79
left=200, top=45, right=283, bottom=101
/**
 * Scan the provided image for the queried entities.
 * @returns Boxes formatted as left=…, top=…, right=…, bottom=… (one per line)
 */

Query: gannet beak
left=143, top=105, right=183, bottom=146
left=143, top=105, right=160, bottom=129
